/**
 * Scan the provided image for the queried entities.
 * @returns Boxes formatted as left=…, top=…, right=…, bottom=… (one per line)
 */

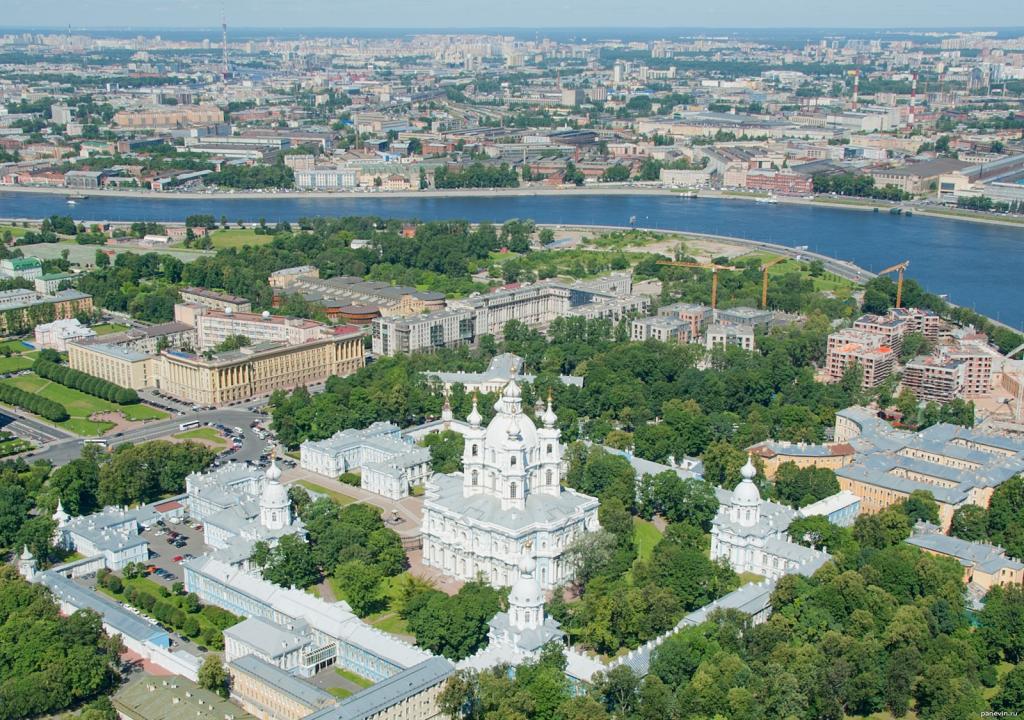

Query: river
left=1, top=191, right=1022, bottom=328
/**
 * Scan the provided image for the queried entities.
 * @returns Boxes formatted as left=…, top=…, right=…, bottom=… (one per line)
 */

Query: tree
left=197, top=655, right=229, bottom=698
left=421, top=430, right=464, bottom=474
left=94, top=250, right=110, bottom=268
left=254, top=534, right=319, bottom=589
left=642, top=470, right=719, bottom=530
left=901, top=490, right=940, bottom=525
left=991, top=663, right=1024, bottom=713
left=334, top=560, right=385, bottom=616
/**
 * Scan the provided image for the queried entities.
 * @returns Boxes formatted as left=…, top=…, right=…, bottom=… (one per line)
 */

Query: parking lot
left=141, top=519, right=211, bottom=589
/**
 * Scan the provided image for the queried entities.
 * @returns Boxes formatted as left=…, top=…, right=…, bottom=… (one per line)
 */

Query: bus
left=179, top=421, right=201, bottom=431
left=83, top=438, right=108, bottom=447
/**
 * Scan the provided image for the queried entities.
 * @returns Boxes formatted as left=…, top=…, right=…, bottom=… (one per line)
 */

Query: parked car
left=172, top=555, right=183, bottom=562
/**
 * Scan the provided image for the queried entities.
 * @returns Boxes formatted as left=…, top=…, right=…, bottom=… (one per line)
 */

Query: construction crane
left=760, top=256, right=787, bottom=309
left=657, top=260, right=740, bottom=309
left=877, top=260, right=910, bottom=309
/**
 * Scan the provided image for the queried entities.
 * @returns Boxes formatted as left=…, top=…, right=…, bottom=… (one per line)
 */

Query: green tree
left=197, top=655, right=229, bottom=698
left=334, top=560, right=385, bottom=616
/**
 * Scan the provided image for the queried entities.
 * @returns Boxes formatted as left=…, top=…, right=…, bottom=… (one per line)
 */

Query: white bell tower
left=535, top=390, right=562, bottom=497
left=462, top=393, right=487, bottom=497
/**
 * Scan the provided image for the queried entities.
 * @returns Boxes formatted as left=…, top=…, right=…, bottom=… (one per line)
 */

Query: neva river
left=1, top=191, right=1022, bottom=329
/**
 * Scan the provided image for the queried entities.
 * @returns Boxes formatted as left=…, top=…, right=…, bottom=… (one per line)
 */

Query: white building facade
left=421, top=381, right=600, bottom=591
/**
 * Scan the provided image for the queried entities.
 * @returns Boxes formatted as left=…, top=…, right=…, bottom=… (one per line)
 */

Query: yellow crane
left=760, top=256, right=788, bottom=309
left=657, top=260, right=740, bottom=309
left=877, top=261, right=910, bottom=309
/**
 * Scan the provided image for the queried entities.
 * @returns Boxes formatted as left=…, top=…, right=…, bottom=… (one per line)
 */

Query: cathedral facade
left=421, top=380, right=600, bottom=590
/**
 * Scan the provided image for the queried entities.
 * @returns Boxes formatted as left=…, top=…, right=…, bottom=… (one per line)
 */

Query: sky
left=3, top=0, right=1023, bottom=30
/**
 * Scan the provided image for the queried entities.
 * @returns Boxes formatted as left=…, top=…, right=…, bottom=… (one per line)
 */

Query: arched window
left=546, top=469, right=553, bottom=485
left=471, top=470, right=479, bottom=486
left=471, top=444, right=478, bottom=457
left=547, top=443, right=553, bottom=455
left=271, top=512, right=277, bottom=523
left=510, top=456, right=517, bottom=466
left=524, top=610, right=532, bottom=625
left=510, top=483, right=517, bottom=499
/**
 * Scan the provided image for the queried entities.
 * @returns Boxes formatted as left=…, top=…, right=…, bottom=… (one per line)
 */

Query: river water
left=1, top=191, right=1021, bottom=328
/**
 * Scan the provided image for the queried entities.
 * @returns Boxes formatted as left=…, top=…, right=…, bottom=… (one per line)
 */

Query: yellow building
left=228, top=656, right=335, bottom=720
left=304, top=657, right=454, bottom=720
left=748, top=441, right=856, bottom=480
left=69, top=327, right=364, bottom=407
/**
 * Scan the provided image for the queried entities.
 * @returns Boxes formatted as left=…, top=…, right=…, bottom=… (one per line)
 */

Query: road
left=29, top=407, right=271, bottom=465
left=0, top=407, right=74, bottom=445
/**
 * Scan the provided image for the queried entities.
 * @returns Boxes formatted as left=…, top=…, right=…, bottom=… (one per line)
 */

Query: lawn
left=335, top=668, right=373, bottom=689
left=0, top=355, right=34, bottom=373
left=0, top=374, right=167, bottom=435
left=0, top=437, right=33, bottom=457
left=733, top=251, right=857, bottom=297
left=328, top=687, right=353, bottom=699
left=812, top=196, right=888, bottom=208
left=0, top=339, right=33, bottom=353
left=737, top=571, right=766, bottom=585
left=0, top=225, right=29, bottom=238
left=296, top=478, right=357, bottom=506
left=209, top=228, right=271, bottom=249
left=91, top=323, right=130, bottom=336
left=174, top=427, right=227, bottom=445
left=632, top=518, right=663, bottom=562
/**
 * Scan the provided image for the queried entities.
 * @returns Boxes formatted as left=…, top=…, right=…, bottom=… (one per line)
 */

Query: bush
left=106, top=575, right=123, bottom=594
left=339, top=472, right=361, bottom=486
left=33, top=359, right=139, bottom=405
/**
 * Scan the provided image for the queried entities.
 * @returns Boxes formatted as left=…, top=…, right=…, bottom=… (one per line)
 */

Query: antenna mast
left=221, top=6, right=229, bottom=80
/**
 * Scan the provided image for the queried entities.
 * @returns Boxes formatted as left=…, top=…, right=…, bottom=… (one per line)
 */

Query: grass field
left=209, top=228, right=271, bottom=249
left=296, top=478, right=358, bottom=505
left=0, top=225, right=29, bottom=238
left=91, top=323, right=130, bottom=336
left=0, top=339, right=33, bottom=354
left=632, top=518, right=664, bottom=562
left=328, top=687, right=353, bottom=699
left=0, top=437, right=33, bottom=457
left=335, top=668, right=373, bottom=689
left=733, top=250, right=858, bottom=297
left=0, top=355, right=34, bottom=373
left=0, top=374, right=167, bottom=435
left=738, top=571, right=766, bottom=585
left=174, top=427, right=227, bottom=445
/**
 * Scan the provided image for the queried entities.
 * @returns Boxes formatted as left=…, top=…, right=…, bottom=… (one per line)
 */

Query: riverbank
left=3, top=183, right=1023, bottom=229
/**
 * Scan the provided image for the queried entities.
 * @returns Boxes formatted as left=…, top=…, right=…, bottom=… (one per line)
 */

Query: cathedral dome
left=732, top=456, right=761, bottom=506
left=508, top=555, right=543, bottom=608
left=260, top=465, right=289, bottom=510
left=485, top=381, right=537, bottom=451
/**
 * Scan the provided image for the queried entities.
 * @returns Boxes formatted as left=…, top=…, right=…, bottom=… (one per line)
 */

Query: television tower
left=221, top=7, right=230, bottom=80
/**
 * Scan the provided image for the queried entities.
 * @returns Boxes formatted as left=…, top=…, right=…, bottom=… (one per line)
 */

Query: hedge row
left=34, top=359, right=139, bottom=405
left=0, top=380, right=68, bottom=421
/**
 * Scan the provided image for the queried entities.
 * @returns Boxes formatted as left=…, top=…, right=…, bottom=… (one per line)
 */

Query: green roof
left=39, top=272, right=74, bottom=281
left=8, top=258, right=41, bottom=270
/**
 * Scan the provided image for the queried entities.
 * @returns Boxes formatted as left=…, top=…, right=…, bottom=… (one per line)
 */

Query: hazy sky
left=3, top=0, right=1022, bottom=29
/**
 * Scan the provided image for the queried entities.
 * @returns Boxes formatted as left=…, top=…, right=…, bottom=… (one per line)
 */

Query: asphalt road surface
left=29, top=407, right=270, bottom=466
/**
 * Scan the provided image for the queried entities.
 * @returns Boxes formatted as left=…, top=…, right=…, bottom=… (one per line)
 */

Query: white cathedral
left=421, top=379, right=600, bottom=591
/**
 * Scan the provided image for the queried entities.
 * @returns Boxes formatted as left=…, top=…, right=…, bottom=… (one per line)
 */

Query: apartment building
left=852, top=313, right=908, bottom=355
left=0, top=289, right=93, bottom=334
left=825, top=328, right=895, bottom=388
left=372, top=308, right=475, bottom=356
left=890, top=307, right=943, bottom=341
left=658, top=302, right=713, bottom=338
left=294, top=167, right=358, bottom=190
left=903, top=345, right=993, bottom=402
left=706, top=323, right=755, bottom=351
left=179, top=287, right=252, bottom=313
left=831, top=406, right=1024, bottom=531
left=631, top=316, right=695, bottom=343
left=174, top=304, right=325, bottom=351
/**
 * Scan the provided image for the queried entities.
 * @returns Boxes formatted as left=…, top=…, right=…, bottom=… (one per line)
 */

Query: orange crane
left=657, top=260, right=740, bottom=309
left=877, top=260, right=910, bottom=309
left=760, top=256, right=787, bottom=309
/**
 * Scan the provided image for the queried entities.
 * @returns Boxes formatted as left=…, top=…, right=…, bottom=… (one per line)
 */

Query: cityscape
left=1, top=5, right=1024, bottom=720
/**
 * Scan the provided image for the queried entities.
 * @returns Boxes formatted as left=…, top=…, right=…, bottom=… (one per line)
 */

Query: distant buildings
left=179, top=287, right=253, bottom=313
left=423, top=352, right=583, bottom=393
left=907, top=521, right=1023, bottom=598
left=0, top=256, right=43, bottom=280
left=0, top=288, right=93, bottom=333
left=112, top=105, right=224, bottom=128
left=825, top=328, right=896, bottom=389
